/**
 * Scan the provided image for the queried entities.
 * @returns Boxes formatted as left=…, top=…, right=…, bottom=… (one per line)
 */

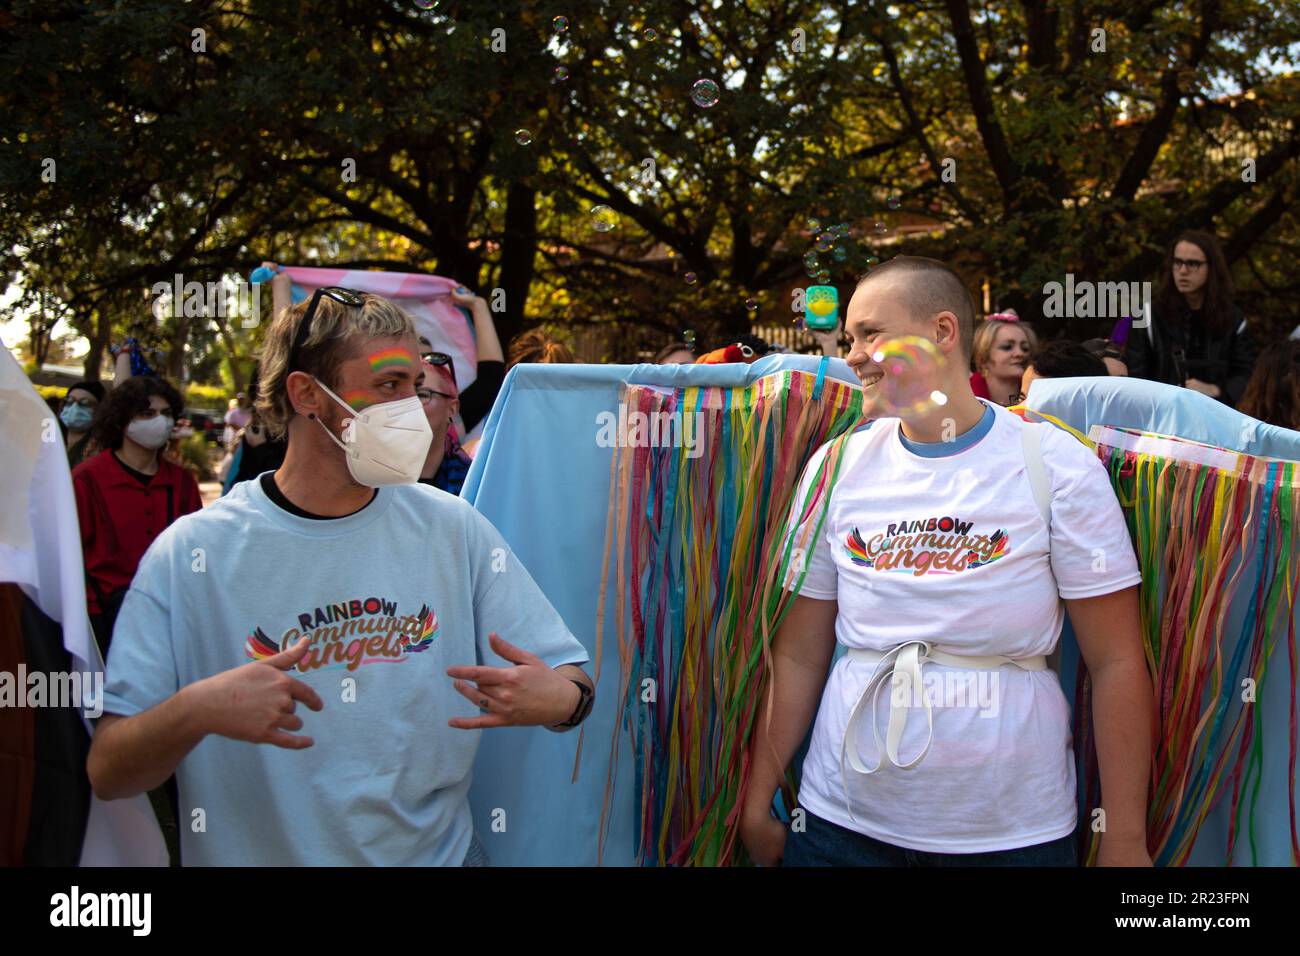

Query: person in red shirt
left=72, top=376, right=202, bottom=653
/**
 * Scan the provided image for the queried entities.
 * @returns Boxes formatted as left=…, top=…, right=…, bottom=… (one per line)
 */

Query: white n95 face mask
left=126, top=414, right=174, bottom=450
left=312, top=379, right=433, bottom=487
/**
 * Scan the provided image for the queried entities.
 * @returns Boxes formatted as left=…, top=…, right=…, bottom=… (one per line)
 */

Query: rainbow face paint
left=368, top=348, right=414, bottom=373
left=340, top=390, right=373, bottom=411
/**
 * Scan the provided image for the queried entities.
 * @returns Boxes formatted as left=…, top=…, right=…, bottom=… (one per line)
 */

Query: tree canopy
left=2, top=0, right=1297, bottom=382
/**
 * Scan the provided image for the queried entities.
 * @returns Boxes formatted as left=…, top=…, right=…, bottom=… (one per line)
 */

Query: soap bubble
left=867, top=335, right=947, bottom=416
left=887, top=195, right=902, bottom=210
left=683, top=272, right=698, bottom=285
left=834, top=222, right=851, bottom=238
left=514, top=129, right=533, bottom=146
left=803, top=251, right=820, bottom=270
left=816, top=269, right=831, bottom=282
left=745, top=297, right=758, bottom=311
left=553, top=65, right=569, bottom=81
left=414, top=0, right=438, bottom=9
left=873, top=221, right=888, bottom=235
left=814, top=231, right=834, bottom=252
left=589, top=205, right=618, bottom=232
left=865, top=255, right=880, bottom=267
left=642, top=28, right=658, bottom=41
left=832, top=245, right=848, bottom=262
left=806, top=217, right=821, bottom=232
left=553, top=16, right=568, bottom=33
left=684, top=329, right=696, bottom=346
left=691, top=79, right=721, bottom=108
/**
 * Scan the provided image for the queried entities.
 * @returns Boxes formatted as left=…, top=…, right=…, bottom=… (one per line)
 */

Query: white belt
left=839, top=642, right=1047, bottom=822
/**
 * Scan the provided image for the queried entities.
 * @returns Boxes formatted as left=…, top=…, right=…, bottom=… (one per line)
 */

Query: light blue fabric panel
left=1033, top=375, right=1299, bottom=865
left=466, top=367, right=1299, bottom=865
left=1026, top=375, right=1300, bottom=461
left=461, top=355, right=858, bottom=865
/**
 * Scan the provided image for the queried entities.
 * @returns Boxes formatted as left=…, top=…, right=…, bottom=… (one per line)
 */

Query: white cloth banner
left=0, top=347, right=167, bottom=866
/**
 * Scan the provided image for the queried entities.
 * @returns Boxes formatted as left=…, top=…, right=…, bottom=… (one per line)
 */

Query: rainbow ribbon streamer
left=1076, top=426, right=1300, bottom=866
left=597, top=368, right=863, bottom=866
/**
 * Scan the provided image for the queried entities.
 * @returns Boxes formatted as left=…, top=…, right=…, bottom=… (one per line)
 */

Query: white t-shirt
left=786, top=400, right=1141, bottom=853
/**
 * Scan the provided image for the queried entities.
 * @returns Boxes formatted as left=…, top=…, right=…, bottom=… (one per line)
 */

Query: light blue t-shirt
left=102, top=478, right=589, bottom=866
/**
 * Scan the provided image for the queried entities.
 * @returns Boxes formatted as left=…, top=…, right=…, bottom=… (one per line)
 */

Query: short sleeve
left=464, top=507, right=589, bottom=669
left=101, top=575, right=181, bottom=718
left=1041, top=428, right=1143, bottom=599
left=780, top=442, right=838, bottom=600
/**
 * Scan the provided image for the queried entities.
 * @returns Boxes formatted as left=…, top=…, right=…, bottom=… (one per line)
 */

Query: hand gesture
left=194, top=637, right=324, bottom=749
left=446, top=632, right=580, bottom=729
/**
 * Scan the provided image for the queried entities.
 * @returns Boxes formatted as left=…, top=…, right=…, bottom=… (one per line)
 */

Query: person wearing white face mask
left=71, top=376, right=203, bottom=654
left=87, top=286, right=593, bottom=867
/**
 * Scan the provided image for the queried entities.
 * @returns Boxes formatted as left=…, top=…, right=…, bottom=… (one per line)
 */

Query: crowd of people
left=30, top=227, right=1297, bottom=867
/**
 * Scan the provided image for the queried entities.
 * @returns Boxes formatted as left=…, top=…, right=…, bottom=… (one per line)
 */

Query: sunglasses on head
left=419, top=349, right=457, bottom=387
left=288, top=286, right=367, bottom=372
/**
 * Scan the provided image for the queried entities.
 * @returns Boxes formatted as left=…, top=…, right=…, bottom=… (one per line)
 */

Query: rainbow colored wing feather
left=844, top=527, right=873, bottom=567
left=244, top=626, right=279, bottom=661
left=404, top=604, right=439, bottom=653
left=967, top=528, right=1009, bottom=568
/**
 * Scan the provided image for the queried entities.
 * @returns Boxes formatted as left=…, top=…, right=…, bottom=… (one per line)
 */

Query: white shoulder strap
left=1020, top=423, right=1051, bottom=532
left=1019, top=421, right=1063, bottom=674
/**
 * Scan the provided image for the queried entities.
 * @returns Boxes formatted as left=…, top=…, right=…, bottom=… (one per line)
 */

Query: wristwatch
left=551, top=679, right=595, bottom=730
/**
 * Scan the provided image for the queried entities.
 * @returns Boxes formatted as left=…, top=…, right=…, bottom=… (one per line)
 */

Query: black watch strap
left=555, top=679, right=594, bottom=728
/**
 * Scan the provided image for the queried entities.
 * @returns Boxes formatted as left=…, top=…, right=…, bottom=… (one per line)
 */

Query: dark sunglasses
left=420, top=349, right=457, bottom=387
left=288, top=286, right=367, bottom=372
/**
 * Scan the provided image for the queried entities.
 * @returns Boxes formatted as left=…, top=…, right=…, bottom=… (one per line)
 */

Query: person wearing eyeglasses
left=58, top=379, right=106, bottom=467
left=71, top=376, right=202, bottom=653
left=414, top=340, right=473, bottom=495
left=1125, top=230, right=1258, bottom=407
left=87, top=285, right=593, bottom=866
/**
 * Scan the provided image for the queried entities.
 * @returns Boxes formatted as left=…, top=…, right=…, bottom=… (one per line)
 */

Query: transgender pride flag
left=250, top=266, right=480, bottom=393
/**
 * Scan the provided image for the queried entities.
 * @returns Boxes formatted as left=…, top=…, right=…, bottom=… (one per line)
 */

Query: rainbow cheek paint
left=340, top=391, right=374, bottom=411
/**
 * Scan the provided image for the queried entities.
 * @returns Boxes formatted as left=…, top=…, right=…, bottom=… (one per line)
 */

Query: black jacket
left=1126, top=302, right=1259, bottom=407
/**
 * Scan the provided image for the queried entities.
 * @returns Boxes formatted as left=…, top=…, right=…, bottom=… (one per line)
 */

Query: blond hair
left=256, top=292, right=414, bottom=439
left=972, top=318, right=1038, bottom=374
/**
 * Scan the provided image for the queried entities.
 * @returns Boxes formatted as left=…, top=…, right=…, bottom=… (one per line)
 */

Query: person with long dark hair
left=1126, top=230, right=1258, bottom=406
left=71, top=375, right=202, bottom=652
left=1237, top=339, right=1300, bottom=431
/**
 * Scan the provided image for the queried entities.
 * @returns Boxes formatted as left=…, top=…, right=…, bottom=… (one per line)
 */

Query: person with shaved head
left=742, top=257, right=1153, bottom=867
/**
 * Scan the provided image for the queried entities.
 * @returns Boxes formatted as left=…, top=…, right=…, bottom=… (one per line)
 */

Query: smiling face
left=844, top=276, right=960, bottom=412
left=981, top=323, right=1031, bottom=383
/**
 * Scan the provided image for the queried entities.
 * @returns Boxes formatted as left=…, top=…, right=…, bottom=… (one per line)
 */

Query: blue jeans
left=783, top=810, right=1078, bottom=867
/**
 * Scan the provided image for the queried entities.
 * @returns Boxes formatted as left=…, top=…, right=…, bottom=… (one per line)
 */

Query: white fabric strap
left=838, top=642, right=1048, bottom=824
left=1019, top=423, right=1051, bottom=530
